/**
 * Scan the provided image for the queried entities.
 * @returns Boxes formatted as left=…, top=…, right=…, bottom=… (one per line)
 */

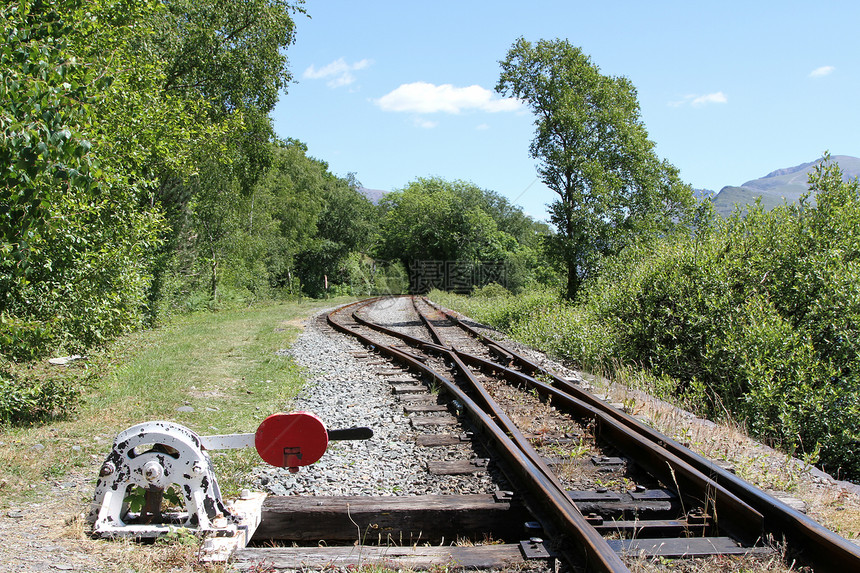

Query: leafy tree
left=248, top=140, right=323, bottom=293
left=375, top=177, right=553, bottom=292
left=115, top=0, right=304, bottom=311
left=1, top=0, right=164, bottom=358
left=294, top=164, right=376, bottom=297
left=2, top=0, right=306, bottom=350
left=0, top=0, right=308, bottom=424
left=148, top=0, right=305, bottom=211
left=497, top=38, right=695, bottom=299
left=376, top=178, right=512, bottom=264
left=158, top=0, right=302, bottom=116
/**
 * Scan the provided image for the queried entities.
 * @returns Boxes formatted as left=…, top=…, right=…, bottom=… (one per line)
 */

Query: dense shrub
left=1, top=1, right=165, bottom=360
left=437, top=158, right=860, bottom=480
left=0, top=363, right=83, bottom=425
left=581, top=158, right=860, bottom=478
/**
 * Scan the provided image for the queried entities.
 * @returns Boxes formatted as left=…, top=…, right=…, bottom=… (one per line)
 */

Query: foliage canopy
left=0, top=0, right=318, bottom=423
left=497, top=38, right=695, bottom=299
left=375, top=177, right=557, bottom=293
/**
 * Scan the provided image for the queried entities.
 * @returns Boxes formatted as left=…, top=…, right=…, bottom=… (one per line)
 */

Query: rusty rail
left=426, top=296, right=860, bottom=573
left=327, top=299, right=629, bottom=573
left=326, top=297, right=860, bottom=572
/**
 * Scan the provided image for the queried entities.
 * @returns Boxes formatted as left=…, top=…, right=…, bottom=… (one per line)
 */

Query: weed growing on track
left=430, top=289, right=860, bottom=549
left=625, top=550, right=807, bottom=573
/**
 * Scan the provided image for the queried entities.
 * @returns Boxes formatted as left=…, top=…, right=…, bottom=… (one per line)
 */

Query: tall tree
left=1, top=0, right=306, bottom=353
left=294, top=166, right=376, bottom=297
left=497, top=38, right=694, bottom=299
left=375, top=177, right=553, bottom=292
left=158, top=0, right=302, bottom=116
left=126, top=0, right=304, bottom=310
left=376, top=178, right=514, bottom=265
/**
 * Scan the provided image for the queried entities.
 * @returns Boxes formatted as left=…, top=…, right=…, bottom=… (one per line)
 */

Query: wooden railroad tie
left=253, top=494, right=528, bottom=543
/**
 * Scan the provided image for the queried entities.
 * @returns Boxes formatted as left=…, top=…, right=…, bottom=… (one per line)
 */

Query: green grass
left=0, top=296, right=355, bottom=507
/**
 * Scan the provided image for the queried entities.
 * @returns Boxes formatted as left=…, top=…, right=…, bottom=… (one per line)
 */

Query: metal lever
left=201, top=426, right=373, bottom=451
left=328, top=427, right=374, bottom=441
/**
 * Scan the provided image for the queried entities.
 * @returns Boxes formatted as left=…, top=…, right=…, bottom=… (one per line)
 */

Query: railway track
left=230, top=295, right=860, bottom=572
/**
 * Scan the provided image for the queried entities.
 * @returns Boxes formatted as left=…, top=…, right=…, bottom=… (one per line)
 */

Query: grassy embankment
left=0, top=297, right=354, bottom=509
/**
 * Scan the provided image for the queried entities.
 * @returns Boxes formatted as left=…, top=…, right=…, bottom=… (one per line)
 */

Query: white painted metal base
left=201, top=491, right=267, bottom=562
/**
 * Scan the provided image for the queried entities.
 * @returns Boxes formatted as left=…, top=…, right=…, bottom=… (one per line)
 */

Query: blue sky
left=271, top=1, right=860, bottom=223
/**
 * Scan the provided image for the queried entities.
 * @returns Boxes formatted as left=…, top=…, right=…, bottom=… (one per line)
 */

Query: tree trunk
left=566, top=258, right=579, bottom=300
left=210, top=256, right=218, bottom=301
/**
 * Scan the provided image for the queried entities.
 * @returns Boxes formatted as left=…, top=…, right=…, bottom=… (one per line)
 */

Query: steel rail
left=409, top=296, right=766, bottom=537
left=327, top=301, right=631, bottom=573
left=344, top=299, right=763, bottom=566
left=353, top=299, right=762, bottom=530
left=449, top=348, right=764, bottom=543
left=411, top=295, right=449, bottom=348
left=409, top=297, right=611, bottom=520
left=427, top=297, right=860, bottom=573
left=409, top=297, right=764, bottom=540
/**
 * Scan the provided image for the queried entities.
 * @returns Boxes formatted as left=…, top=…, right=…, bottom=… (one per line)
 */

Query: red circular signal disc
left=254, top=412, right=329, bottom=468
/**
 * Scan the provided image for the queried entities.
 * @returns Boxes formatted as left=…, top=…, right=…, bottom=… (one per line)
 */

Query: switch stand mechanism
left=88, top=412, right=372, bottom=558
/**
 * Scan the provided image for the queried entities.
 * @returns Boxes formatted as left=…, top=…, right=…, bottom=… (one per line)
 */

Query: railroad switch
left=88, top=412, right=372, bottom=551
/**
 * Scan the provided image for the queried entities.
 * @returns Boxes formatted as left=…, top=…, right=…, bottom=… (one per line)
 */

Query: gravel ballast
left=250, top=300, right=508, bottom=497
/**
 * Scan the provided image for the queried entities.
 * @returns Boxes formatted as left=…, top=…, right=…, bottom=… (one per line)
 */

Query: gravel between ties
left=250, top=301, right=507, bottom=497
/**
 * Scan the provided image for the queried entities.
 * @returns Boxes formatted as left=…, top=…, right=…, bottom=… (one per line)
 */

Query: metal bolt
left=212, top=513, right=228, bottom=528
left=142, top=460, right=163, bottom=482
left=191, top=461, right=205, bottom=476
left=99, top=462, right=115, bottom=477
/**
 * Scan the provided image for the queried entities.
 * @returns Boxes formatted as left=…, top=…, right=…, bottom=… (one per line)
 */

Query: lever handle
left=328, top=427, right=373, bottom=441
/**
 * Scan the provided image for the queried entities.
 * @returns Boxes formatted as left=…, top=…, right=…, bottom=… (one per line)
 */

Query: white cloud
left=669, top=91, right=728, bottom=108
left=809, top=65, right=835, bottom=78
left=413, top=118, right=438, bottom=129
left=374, top=82, right=522, bottom=114
left=691, top=92, right=727, bottom=106
left=303, top=58, right=372, bottom=88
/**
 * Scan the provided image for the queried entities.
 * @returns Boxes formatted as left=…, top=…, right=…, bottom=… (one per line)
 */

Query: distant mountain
left=709, top=155, right=860, bottom=216
left=693, top=188, right=716, bottom=201
left=358, top=187, right=387, bottom=205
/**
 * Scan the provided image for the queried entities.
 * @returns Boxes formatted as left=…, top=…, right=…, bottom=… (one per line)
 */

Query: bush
left=439, top=157, right=860, bottom=480
left=0, top=315, right=57, bottom=363
left=1, top=2, right=164, bottom=359
left=0, top=364, right=83, bottom=426
left=576, top=157, right=860, bottom=478
left=470, top=282, right=511, bottom=298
